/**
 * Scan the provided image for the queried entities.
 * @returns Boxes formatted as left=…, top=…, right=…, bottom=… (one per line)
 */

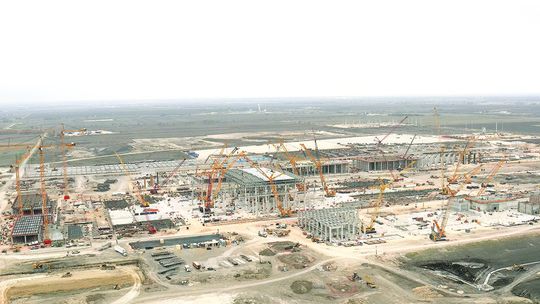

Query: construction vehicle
left=37, top=141, right=76, bottom=244
left=115, top=153, right=157, bottom=234
left=430, top=180, right=468, bottom=241
left=200, top=146, right=236, bottom=212
left=363, top=275, right=377, bottom=288
left=362, top=161, right=416, bottom=234
left=300, top=143, right=336, bottom=197
left=273, top=140, right=306, bottom=191
left=242, top=155, right=293, bottom=217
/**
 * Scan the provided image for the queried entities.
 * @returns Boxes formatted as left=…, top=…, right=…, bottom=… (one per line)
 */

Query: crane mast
left=300, top=143, right=335, bottom=197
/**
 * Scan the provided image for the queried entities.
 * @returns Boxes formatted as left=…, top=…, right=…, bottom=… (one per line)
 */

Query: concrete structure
left=518, top=194, right=540, bottom=215
left=464, top=195, right=520, bottom=212
left=353, top=156, right=418, bottom=171
left=225, top=168, right=303, bottom=215
left=284, top=160, right=349, bottom=176
left=297, top=207, right=360, bottom=243
left=11, top=215, right=43, bottom=244
left=12, top=192, right=54, bottom=215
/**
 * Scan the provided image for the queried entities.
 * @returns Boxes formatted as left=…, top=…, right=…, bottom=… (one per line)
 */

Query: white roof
left=109, top=209, right=135, bottom=226
left=240, top=167, right=293, bottom=182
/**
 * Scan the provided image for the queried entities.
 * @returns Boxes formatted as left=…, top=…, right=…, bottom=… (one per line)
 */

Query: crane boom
left=300, top=143, right=335, bottom=197
left=273, top=141, right=305, bottom=191
left=59, top=124, right=87, bottom=200
left=375, top=116, right=408, bottom=147
left=242, top=155, right=291, bottom=217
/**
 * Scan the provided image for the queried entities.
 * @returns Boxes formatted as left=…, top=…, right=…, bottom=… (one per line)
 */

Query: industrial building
left=11, top=215, right=43, bottom=244
left=297, top=207, right=360, bottom=243
left=12, top=192, right=54, bottom=215
left=225, top=167, right=303, bottom=215
left=518, top=194, right=540, bottom=215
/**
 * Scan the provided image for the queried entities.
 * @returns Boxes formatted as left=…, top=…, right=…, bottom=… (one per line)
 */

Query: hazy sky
left=0, top=0, right=539, bottom=104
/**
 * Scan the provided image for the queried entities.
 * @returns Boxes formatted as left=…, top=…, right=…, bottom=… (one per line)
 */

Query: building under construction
left=12, top=192, right=54, bottom=216
left=224, top=167, right=303, bottom=215
left=297, top=207, right=360, bottom=243
left=11, top=215, right=43, bottom=244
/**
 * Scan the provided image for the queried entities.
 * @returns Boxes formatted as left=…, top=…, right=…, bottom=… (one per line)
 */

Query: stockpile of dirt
left=5, top=269, right=135, bottom=302
left=290, top=280, right=313, bottom=294
left=269, top=241, right=298, bottom=252
left=412, top=286, right=442, bottom=298
left=278, top=253, right=314, bottom=269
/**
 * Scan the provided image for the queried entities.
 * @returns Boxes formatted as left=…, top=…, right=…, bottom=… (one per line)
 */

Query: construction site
left=0, top=103, right=540, bottom=304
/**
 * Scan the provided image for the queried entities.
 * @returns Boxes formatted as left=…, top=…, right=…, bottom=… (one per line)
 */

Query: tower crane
left=300, top=143, right=336, bottom=197
left=242, top=155, right=292, bottom=217
left=37, top=141, right=76, bottom=244
left=59, top=124, right=87, bottom=200
left=114, top=153, right=156, bottom=234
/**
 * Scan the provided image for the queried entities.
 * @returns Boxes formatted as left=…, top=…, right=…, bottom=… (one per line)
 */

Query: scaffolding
left=298, top=207, right=360, bottom=243
left=224, top=168, right=303, bottom=215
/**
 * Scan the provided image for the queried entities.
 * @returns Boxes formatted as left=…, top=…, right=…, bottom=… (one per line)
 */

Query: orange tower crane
left=299, top=143, right=336, bottom=197
left=59, top=124, right=87, bottom=200
left=273, top=140, right=305, bottom=191
left=37, top=141, right=76, bottom=244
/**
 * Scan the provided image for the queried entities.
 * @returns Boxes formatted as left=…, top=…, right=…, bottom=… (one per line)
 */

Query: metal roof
left=225, top=168, right=302, bottom=186
left=12, top=215, right=42, bottom=236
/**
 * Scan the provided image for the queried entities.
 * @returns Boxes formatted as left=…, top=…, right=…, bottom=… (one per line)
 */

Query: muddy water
left=403, top=232, right=540, bottom=288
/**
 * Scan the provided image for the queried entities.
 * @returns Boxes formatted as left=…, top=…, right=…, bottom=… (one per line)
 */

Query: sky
left=0, top=0, right=539, bottom=104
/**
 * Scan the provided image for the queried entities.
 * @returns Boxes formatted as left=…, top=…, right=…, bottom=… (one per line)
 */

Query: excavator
left=300, top=142, right=336, bottom=197
left=115, top=153, right=156, bottom=234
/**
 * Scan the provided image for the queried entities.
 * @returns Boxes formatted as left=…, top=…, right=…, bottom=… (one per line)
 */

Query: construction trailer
left=224, top=168, right=303, bottom=215
left=297, top=207, right=360, bottom=243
